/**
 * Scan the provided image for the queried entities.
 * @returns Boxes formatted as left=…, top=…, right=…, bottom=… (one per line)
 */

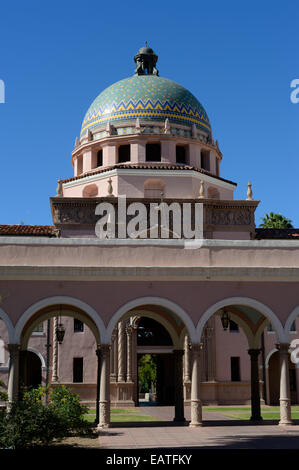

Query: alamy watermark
left=0, top=80, right=5, bottom=103
left=290, top=79, right=299, bottom=104
left=94, top=195, right=203, bottom=248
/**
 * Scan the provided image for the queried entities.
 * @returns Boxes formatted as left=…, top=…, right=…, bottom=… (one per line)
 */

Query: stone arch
left=196, top=296, right=286, bottom=344
left=0, top=307, right=15, bottom=344
left=265, top=347, right=279, bottom=369
left=27, top=348, right=46, bottom=370
left=105, top=296, right=197, bottom=344
left=128, top=309, right=181, bottom=348
left=14, top=296, right=105, bottom=346
left=285, top=306, right=299, bottom=342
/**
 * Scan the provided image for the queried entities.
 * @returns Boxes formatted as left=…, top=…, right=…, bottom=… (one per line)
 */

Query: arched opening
left=268, top=351, right=297, bottom=405
left=19, top=350, right=42, bottom=392
left=146, top=143, right=161, bottom=162
left=137, top=317, right=174, bottom=406
left=118, top=144, right=131, bottom=163
left=17, top=303, right=102, bottom=409
left=201, top=149, right=210, bottom=171
left=108, top=301, right=188, bottom=424
left=176, top=145, right=187, bottom=164
left=97, top=149, right=103, bottom=167
left=196, top=298, right=286, bottom=423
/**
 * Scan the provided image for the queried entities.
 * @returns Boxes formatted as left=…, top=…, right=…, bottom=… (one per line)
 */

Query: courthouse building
left=0, top=45, right=299, bottom=427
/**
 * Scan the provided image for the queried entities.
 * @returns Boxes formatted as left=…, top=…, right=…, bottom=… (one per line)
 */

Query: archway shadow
left=110, top=420, right=189, bottom=428
left=110, top=419, right=299, bottom=428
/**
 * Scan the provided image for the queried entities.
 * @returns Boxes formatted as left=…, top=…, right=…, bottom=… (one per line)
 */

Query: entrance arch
left=197, top=296, right=286, bottom=343
left=15, top=296, right=105, bottom=346
left=106, top=296, right=197, bottom=344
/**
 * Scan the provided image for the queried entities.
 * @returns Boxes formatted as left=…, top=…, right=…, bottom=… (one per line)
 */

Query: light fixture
left=220, top=309, right=230, bottom=331
left=56, top=305, right=65, bottom=344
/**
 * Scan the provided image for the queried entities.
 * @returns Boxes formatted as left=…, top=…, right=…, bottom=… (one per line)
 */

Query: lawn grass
left=84, top=407, right=160, bottom=423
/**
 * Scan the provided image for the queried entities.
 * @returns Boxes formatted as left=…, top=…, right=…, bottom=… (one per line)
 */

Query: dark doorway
left=19, top=350, right=42, bottom=391
left=156, top=354, right=175, bottom=405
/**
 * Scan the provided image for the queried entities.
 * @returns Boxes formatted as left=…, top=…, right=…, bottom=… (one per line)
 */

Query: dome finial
left=134, top=44, right=159, bottom=76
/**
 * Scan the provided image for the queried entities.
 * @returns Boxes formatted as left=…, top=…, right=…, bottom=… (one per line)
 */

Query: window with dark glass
left=229, top=320, right=239, bottom=332
left=231, top=357, right=241, bottom=381
left=176, top=145, right=186, bottom=164
left=146, top=143, right=161, bottom=162
left=118, top=144, right=131, bottom=163
left=97, top=149, right=103, bottom=167
left=73, top=357, right=83, bottom=383
left=74, top=319, right=84, bottom=333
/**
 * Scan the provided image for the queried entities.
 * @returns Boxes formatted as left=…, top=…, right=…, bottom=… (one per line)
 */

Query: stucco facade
left=1, top=45, right=299, bottom=428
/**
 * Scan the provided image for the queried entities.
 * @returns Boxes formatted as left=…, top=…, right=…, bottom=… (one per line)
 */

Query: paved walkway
left=98, top=406, right=299, bottom=449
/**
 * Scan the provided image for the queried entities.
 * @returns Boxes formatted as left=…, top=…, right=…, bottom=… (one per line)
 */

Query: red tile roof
left=61, top=163, right=237, bottom=186
left=0, top=225, right=60, bottom=237
left=255, top=228, right=299, bottom=239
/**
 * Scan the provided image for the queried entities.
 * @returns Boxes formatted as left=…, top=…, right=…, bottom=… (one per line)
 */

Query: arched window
left=146, top=143, right=161, bottom=162
left=77, top=156, right=83, bottom=175
left=118, top=144, right=131, bottom=163
left=82, top=184, right=98, bottom=197
left=144, top=178, right=165, bottom=198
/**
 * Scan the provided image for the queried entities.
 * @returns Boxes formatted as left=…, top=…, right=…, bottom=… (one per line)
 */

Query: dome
left=80, top=74, right=212, bottom=138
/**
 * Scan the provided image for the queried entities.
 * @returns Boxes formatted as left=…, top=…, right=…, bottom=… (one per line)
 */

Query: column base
left=250, top=416, right=263, bottom=422
left=97, top=423, right=111, bottom=429
left=189, top=422, right=203, bottom=427
left=173, top=417, right=186, bottom=423
left=279, top=420, right=293, bottom=426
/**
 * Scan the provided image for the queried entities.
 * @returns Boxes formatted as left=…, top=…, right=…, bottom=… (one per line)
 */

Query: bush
left=0, top=385, right=93, bottom=449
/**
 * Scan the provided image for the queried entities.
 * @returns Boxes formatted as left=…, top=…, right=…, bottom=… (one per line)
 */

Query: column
left=173, top=349, right=185, bottom=422
left=52, top=316, right=58, bottom=382
left=278, top=343, right=293, bottom=425
left=295, top=365, right=299, bottom=404
left=99, top=344, right=111, bottom=428
left=190, top=344, right=203, bottom=427
left=94, top=346, right=101, bottom=426
left=7, top=344, right=20, bottom=403
left=126, top=325, right=133, bottom=382
left=248, top=349, right=262, bottom=421
left=118, top=321, right=126, bottom=382
left=110, top=330, right=117, bottom=382
left=184, top=335, right=191, bottom=382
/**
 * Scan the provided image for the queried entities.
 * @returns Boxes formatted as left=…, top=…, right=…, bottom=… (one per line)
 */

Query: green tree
left=138, top=354, right=157, bottom=393
left=259, top=212, right=293, bottom=229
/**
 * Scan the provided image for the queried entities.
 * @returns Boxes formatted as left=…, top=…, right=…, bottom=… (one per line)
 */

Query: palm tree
left=259, top=212, right=294, bottom=229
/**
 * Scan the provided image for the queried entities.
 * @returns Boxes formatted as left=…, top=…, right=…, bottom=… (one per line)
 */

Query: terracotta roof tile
left=0, top=225, right=60, bottom=237
left=61, top=163, right=237, bottom=186
left=255, top=228, right=299, bottom=239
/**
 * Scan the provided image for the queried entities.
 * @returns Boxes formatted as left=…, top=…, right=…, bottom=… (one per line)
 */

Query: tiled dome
left=80, top=75, right=211, bottom=138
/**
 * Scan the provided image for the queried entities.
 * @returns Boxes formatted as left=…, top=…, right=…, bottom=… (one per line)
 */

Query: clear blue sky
left=0, top=0, right=298, bottom=226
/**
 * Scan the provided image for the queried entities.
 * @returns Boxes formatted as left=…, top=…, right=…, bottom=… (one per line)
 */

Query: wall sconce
left=56, top=305, right=65, bottom=344
left=220, top=309, right=230, bottom=331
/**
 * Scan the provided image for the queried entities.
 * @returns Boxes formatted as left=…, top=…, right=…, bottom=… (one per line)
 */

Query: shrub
left=0, top=385, right=93, bottom=449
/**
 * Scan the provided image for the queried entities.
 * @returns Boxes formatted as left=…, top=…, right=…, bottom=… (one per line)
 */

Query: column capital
left=7, top=344, right=20, bottom=355
left=100, top=344, right=111, bottom=356
left=125, top=325, right=133, bottom=336
left=190, top=343, right=203, bottom=354
left=248, top=348, right=262, bottom=358
left=276, top=343, right=290, bottom=354
left=173, top=349, right=184, bottom=357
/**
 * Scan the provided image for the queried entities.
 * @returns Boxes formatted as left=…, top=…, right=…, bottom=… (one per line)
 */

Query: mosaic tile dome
left=80, top=75, right=211, bottom=138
